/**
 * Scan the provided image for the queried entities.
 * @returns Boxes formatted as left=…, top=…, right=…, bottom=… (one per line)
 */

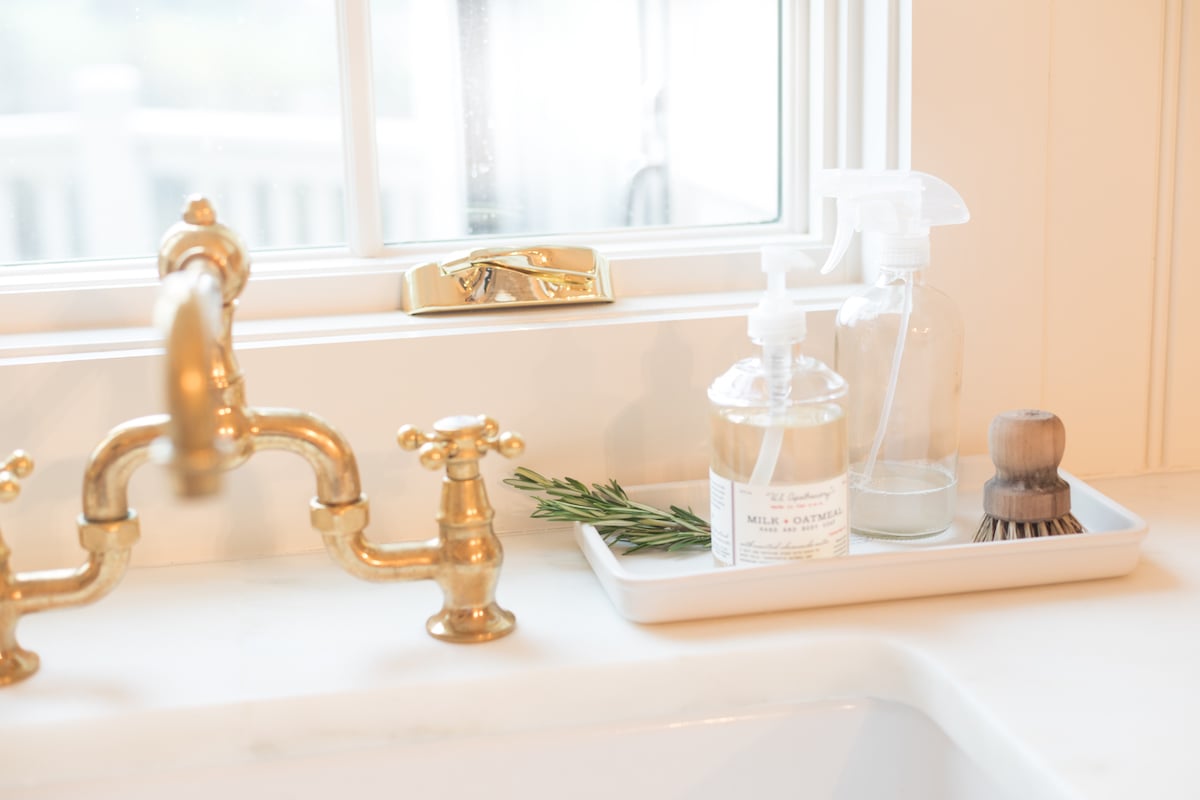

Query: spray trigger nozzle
left=816, top=170, right=969, bottom=275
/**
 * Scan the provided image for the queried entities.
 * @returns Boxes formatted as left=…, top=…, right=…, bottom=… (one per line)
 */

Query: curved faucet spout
left=249, top=410, right=364, bottom=505
left=81, top=417, right=167, bottom=522
left=156, top=265, right=225, bottom=498
left=247, top=410, right=433, bottom=581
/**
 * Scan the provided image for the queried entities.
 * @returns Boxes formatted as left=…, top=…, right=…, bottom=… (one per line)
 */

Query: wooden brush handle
left=983, top=409, right=1072, bottom=523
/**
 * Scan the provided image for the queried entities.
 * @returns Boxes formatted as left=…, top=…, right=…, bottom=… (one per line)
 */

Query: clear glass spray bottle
left=816, top=170, right=970, bottom=538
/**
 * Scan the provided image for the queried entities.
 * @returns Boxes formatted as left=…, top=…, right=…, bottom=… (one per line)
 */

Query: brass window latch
left=400, top=246, right=614, bottom=314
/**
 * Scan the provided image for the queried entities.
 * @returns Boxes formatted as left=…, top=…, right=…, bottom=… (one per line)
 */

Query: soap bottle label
left=709, top=470, right=849, bottom=566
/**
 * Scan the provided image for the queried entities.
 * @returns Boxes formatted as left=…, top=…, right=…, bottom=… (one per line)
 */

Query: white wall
left=915, top=0, right=1197, bottom=476
left=1164, top=0, right=1200, bottom=466
left=0, top=0, right=1195, bottom=572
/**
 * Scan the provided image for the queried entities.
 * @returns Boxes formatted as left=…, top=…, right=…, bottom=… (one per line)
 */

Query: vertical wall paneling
left=1165, top=0, right=1200, bottom=466
left=1041, top=0, right=1166, bottom=474
left=1149, top=0, right=1184, bottom=470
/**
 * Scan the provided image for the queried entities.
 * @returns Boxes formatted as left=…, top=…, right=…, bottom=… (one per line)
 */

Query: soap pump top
left=817, top=168, right=970, bottom=539
left=748, top=245, right=808, bottom=348
left=708, top=245, right=845, bottom=440
left=744, top=246, right=815, bottom=484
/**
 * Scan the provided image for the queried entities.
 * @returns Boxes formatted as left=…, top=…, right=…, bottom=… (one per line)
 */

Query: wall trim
left=1147, top=0, right=1184, bottom=470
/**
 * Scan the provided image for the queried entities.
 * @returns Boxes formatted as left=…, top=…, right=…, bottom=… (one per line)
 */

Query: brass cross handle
left=397, top=415, right=525, bottom=471
left=0, top=450, right=33, bottom=503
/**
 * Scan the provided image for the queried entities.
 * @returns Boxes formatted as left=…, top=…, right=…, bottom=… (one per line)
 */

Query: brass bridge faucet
left=0, top=197, right=519, bottom=686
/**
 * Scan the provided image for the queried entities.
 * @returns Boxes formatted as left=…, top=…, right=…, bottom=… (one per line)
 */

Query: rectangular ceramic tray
left=574, top=457, right=1149, bottom=623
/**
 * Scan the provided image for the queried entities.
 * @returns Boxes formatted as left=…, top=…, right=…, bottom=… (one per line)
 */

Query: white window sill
left=0, top=210, right=856, bottom=339
left=0, top=281, right=857, bottom=365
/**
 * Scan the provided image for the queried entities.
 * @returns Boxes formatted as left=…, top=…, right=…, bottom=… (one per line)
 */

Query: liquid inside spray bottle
left=817, top=170, right=969, bottom=538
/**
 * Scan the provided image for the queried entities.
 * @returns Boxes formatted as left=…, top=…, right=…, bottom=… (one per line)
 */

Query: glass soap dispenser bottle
left=708, top=246, right=849, bottom=567
left=817, top=170, right=970, bottom=538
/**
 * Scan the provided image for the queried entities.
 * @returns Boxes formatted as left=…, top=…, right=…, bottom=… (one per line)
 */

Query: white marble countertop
left=3, top=470, right=1195, bottom=799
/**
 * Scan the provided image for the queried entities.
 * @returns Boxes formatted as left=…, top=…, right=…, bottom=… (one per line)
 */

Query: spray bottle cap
left=748, top=245, right=810, bottom=344
left=816, top=170, right=969, bottom=275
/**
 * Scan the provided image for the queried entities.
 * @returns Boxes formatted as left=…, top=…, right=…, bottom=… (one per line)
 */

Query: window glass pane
left=0, top=1, right=343, bottom=265
left=372, top=0, right=781, bottom=243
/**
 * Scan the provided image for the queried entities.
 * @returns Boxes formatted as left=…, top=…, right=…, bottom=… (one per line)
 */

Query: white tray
left=574, top=457, right=1149, bottom=623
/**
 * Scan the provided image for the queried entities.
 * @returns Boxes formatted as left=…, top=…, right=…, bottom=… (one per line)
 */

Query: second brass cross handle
left=397, top=415, right=525, bottom=470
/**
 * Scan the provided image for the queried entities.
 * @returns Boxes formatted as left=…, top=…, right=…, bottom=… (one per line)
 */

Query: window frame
left=0, top=0, right=909, bottom=346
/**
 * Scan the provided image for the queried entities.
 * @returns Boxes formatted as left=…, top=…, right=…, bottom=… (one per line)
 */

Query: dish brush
left=975, top=409, right=1085, bottom=542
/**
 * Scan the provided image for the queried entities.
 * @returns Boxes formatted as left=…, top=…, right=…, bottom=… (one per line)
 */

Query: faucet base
left=427, top=603, right=516, bottom=643
left=0, top=645, right=39, bottom=687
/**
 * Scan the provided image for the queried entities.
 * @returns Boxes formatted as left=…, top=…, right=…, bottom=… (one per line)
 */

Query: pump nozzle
left=747, top=246, right=812, bottom=486
left=816, top=170, right=969, bottom=276
left=749, top=245, right=811, bottom=344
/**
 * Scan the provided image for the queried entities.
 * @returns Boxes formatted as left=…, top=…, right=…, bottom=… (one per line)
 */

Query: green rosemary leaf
left=590, top=486, right=623, bottom=505
left=505, top=467, right=711, bottom=554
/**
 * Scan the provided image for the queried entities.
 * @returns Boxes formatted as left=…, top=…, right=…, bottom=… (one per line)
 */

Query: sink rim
left=4, top=635, right=1077, bottom=799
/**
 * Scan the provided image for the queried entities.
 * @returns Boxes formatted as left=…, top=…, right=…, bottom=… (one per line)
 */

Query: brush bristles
left=974, top=512, right=1084, bottom=543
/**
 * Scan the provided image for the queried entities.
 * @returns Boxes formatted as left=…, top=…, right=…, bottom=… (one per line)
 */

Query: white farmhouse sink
left=32, top=700, right=1018, bottom=799
left=11, top=637, right=1074, bottom=800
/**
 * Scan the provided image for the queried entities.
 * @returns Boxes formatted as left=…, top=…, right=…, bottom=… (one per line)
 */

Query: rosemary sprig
left=503, top=467, right=711, bottom=554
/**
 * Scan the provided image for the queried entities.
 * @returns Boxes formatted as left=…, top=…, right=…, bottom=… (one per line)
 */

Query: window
left=0, top=1, right=344, bottom=262
left=371, top=0, right=780, bottom=242
left=0, top=0, right=908, bottom=336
